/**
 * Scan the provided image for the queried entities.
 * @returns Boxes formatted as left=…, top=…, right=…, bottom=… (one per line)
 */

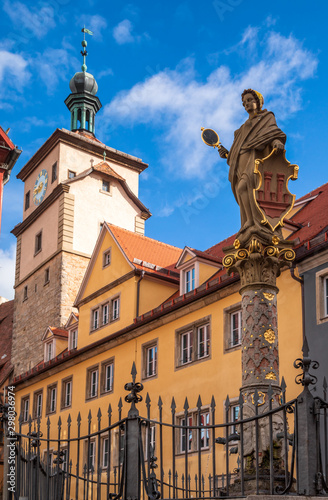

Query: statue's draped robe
left=227, top=111, right=286, bottom=228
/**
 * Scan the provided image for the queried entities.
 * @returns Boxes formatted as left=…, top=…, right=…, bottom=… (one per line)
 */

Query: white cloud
left=97, top=68, right=114, bottom=79
left=103, top=29, right=317, bottom=179
left=0, top=245, right=16, bottom=300
left=0, top=50, right=30, bottom=91
left=112, top=19, right=149, bottom=45
left=113, top=19, right=134, bottom=44
left=3, top=1, right=56, bottom=39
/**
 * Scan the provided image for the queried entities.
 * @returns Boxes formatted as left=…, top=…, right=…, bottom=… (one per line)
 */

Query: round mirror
left=201, top=128, right=220, bottom=147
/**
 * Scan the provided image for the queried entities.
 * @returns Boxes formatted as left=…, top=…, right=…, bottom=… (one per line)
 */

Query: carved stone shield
left=253, top=149, right=299, bottom=232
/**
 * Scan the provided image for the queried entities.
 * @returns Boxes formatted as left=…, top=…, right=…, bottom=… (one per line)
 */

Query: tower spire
left=64, top=28, right=102, bottom=136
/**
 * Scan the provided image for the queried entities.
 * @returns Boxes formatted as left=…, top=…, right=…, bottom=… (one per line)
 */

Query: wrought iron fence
left=1, top=340, right=328, bottom=500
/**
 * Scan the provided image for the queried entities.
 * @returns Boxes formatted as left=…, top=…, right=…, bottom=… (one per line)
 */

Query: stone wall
left=12, top=252, right=89, bottom=376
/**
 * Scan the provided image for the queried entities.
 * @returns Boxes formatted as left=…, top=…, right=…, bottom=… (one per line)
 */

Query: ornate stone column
left=223, top=236, right=295, bottom=469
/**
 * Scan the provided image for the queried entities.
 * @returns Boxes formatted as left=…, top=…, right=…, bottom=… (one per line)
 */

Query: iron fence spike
left=67, top=413, right=72, bottom=425
left=302, top=336, right=310, bottom=357
left=97, top=407, right=102, bottom=419
left=210, top=395, right=216, bottom=410
left=197, top=395, right=202, bottom=409
left=88, top=409, right=92, bottom=423
left=108, top=403, right=112, bottom=416
left=77, top=411, right=81, bottom=425
left=171, top=397, right=176, bottom=412
left=146, top=392, right=151, bottom=406
left=58, top=415, right=62, bottom=427
left=18, top=413, right=23, bottom=424
left=158, top=395, right=163, bottom=409
left=184, top=397, right=189, bottom=411
left=238, top=392, right=244, bottom=407
left=131, top=361, right=137, bottom=383
left=47, top=416, right=50, bottom=427
left=281, top=375, right=286, bottom=392
left=118, top=397, right=123, bottom=410
left=225, top=394, right=230, bottom=410
left=254, top=388, right=259, bottom=406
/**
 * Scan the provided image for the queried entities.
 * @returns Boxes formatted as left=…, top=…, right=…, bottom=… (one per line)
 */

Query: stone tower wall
left=12, top=252, right=89, bottom=376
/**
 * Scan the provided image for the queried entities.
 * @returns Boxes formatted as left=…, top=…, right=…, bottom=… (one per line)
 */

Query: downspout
left=290, top=264, right=305, bottom=342
left=136, top=271, right=145, bottom=318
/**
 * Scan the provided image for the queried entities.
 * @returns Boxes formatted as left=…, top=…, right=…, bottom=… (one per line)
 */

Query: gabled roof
left=16, top=128, right=148, bottom=182
left=176, top=246, right=223, bottom=268
left=109, top=224, right=182, bottom=272
left=63, top=161, right=151, bottom=219
left=65, top=312, right=79, bottom=329
left=42, top=326, right=68, bottom=341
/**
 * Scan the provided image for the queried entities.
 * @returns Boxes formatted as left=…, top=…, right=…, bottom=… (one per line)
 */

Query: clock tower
left=11, top=34, right=151, bottom=375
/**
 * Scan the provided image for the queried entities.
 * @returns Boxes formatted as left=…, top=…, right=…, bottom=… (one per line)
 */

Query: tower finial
left=81, top=27, right=93, bottom=72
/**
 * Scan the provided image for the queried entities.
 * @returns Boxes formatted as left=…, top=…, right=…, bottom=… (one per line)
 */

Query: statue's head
left=241, top=89, right=264, bottom=112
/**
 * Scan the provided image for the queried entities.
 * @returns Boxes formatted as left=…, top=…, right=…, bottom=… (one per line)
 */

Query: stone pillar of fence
left=223, top=235, right=295, bottom=476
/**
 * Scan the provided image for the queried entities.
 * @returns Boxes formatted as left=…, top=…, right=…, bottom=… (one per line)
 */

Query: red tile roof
left=108, top=224, right=182, bottom=272
left=0, top=300, right=14, bottom=386
left=48, top=327, right=68, bottom=339
left=93, top=161, right=125, bottom=181
left=288, top=182, right=328, bottom=246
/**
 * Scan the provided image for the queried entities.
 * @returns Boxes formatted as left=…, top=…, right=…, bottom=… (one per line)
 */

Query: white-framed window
left=176, top=318, right=211, bottom=368
left=102, top=180, right=110, bottom=193
left=23, top=285, right=28, bottom=301
left=25, top=191, right=30, bottom=210
left=197, top=324, right=210, bottom=359
left=92, top=308, right=100, bottom=330
left=104, top=363, right=113, bottom=392
left=181, top=331, right=193, bottom=364
left=69, top=329, right=78, bottom=350
left=22, top=396, right=30, bottom=422
left=179, top=410, right=210, bottom=454
left=146, top=345, right=157, bottom=377
left=103, top=249, right=111, bottom=268
left=111, top=297, right=120, bottom=321
left=185, top=267, right=195, bottom=293
left=199, top=411, right=210, bottom=449
left=88, top=441, right=96, bottom=470
left=45, top=341, right=54, bottom=362
left=230, top=309, right=242, bottom=347
left=223, top=303, right=242, bottom=352
left=52, top=162, right=57, bottom=183
left=44, top=267, right=50, bottom=284
left=46, top=385, right=57, bottom=414
left=90, top=370, right=98, bottom=398
left=180, top=415, right=193, bottom=453
left=62, top=379, right=72, bottom=409
left=33, top=391, right=43, bottom=419
left=102, top=303, right=109, bottom=325
left=230, top=404, right=240, bottom=435
left=61, top=449, right=68, bottom=472
left=102, top=438, right=109, bottom=468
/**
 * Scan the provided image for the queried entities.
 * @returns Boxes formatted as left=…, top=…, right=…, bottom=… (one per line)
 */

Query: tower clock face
left=33, top=169, right=48, bottom=205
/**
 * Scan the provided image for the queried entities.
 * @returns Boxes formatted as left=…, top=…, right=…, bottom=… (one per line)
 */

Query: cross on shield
left=254, top=149, right=299, bottom=232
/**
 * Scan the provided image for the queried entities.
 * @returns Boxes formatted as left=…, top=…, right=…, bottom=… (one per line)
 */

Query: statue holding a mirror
left=202, top=89, right=298, bottom=247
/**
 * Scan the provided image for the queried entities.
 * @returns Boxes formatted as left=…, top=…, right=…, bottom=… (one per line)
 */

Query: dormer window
left=102, top=180, right=110, bottom=193
left=184, top=267, right=195, bottom=293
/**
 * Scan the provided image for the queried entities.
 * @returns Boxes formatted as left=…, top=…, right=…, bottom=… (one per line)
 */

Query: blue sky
left=0, top=0, right=326, bottom=298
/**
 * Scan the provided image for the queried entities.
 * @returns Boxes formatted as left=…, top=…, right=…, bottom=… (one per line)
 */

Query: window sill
left=100, top=389, right=114, bottom=397
left=60, top=405, right=72, bottom=411
left=142, top=372, right=158, bottom=382
left=176, top=355, right=210, bottom=371
left=176, top=447, right=210, bottom=457
left=44, top=280, right=50, bottom=287
left=225, top=344, right=241, bottom=353
left=99, top=189, right=112, bottom=196
left=86, top=395, right=98, bottom=401
left=34, top=249, right=42, bottom=257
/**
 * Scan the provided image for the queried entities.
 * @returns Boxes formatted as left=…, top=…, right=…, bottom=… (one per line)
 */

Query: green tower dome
left=64, top=31, right=102, bottom=136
